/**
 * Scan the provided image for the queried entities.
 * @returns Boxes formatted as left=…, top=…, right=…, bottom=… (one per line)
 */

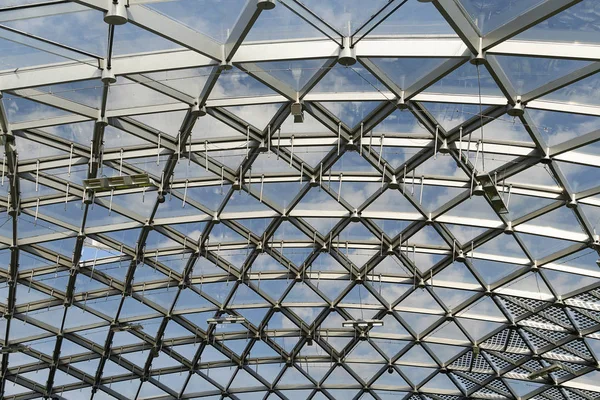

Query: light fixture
left=207, top=316, right=246, bottom=325
left=291, top=102, right=304, bottom=123
left=0, top=344, right=28, bottom=354
left=83, top=173, right=155, bottom=192
left=527, top=363, right=563, bottom=380
left=387, top=365, right=394, bottom=374
left=455, top=250, right=466, bottom=262
left=504, top=221, right=514, bottom=235
left=476, top=173, right=509, bottom=214
left=111, top=323, right=143, bottom=332
left=104, top=0, right=128, bottom=25
left=338, top=37, right=356, bottom=66
left=342, top=319, right=384, bottom=328
left=507, top=97, right=525, bottom=117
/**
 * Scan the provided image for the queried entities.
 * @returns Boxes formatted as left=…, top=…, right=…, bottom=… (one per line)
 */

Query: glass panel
left=4, top=95, right=72, bottom=123
left=528, top=109, right=600, bottom=146
left=0, top=36, right=75, bottom=70
left=146, top=0, right=246, bottom=43
left=457, top=0, right=545, bottom=34
left=247, top=0, right=327, bottom=41
left=107, top=77, right=181, bottom=110
left=312, top=63, right=386, bottom=93
left=144, top=67, right=212, bottom=97
left=426, top=61, right=503, bottom=96
left=369, top=0, right=454, bottom=36
left=515, top=0, right=600, bottom=44
left=320, top=101, right=380, bottom=127
left=297, top=0, right=390, bottom=35
left=35, top=79, right=103, bottom=108
left=114, top=17, right=183, bottom=55
left=541, top=71, right=600, bottom=107
left=370, top=57, right=452, bottom=90
left=495, top=55, right=591, bottom=95
left=211, top=68, right=278, bottom=100
left=4, top=9, right=107, bottom=56
left=254, top=59, right=332, bottom=91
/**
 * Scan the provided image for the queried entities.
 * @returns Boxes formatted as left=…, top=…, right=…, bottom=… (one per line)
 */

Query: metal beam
left=482, top=0, right=584, bottom=49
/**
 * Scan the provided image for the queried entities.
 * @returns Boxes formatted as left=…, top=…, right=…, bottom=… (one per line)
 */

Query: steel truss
left=0, top=0, right=599, bottom=400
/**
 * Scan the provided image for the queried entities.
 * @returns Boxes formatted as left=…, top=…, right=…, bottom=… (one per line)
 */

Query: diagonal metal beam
left=0, top=91, right=21, bottom=399
left=73, top=0, right=222, bottom=61
left=432, top=0, right=480, bottom=53
left=482, top=0, right=584, bottom=49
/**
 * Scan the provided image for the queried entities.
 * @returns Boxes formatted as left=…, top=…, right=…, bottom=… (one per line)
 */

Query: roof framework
left=0, top=0, right=599, bottom=399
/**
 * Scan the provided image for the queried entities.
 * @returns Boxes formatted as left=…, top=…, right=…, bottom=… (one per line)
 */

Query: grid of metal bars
left=0, top=0, right=599, bottom=399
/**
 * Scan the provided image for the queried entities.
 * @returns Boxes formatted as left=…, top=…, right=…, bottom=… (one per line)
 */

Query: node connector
left=338, top=37, right=356, bottom=66
left=104, top=0, right=128, bottom=25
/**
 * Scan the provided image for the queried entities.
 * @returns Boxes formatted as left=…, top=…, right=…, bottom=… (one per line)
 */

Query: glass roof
left=0, top=0, right=599, bottom=399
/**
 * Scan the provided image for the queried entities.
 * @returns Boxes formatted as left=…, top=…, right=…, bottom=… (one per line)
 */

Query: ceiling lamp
left=342, top=319, right=384, bottom=328
left=527, top=363, right=563, bottom=380
left=350, top=209, right=361, bottom=222
left=0, top=344, right=28, bottom=354
left=111, top=323, right=143, bottom=332
left=476, top=173, right=509, bottom=214
left=104, top=0, right=128, bottom=25
left=207, top=316, right=246, bottom=325
left=83, top=173, right=155, bottom=192
left=343, top=319, right=383, bottom=340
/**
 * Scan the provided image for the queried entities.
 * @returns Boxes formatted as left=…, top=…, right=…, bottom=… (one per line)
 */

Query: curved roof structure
left=0, top=0, right=600, bottom=399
